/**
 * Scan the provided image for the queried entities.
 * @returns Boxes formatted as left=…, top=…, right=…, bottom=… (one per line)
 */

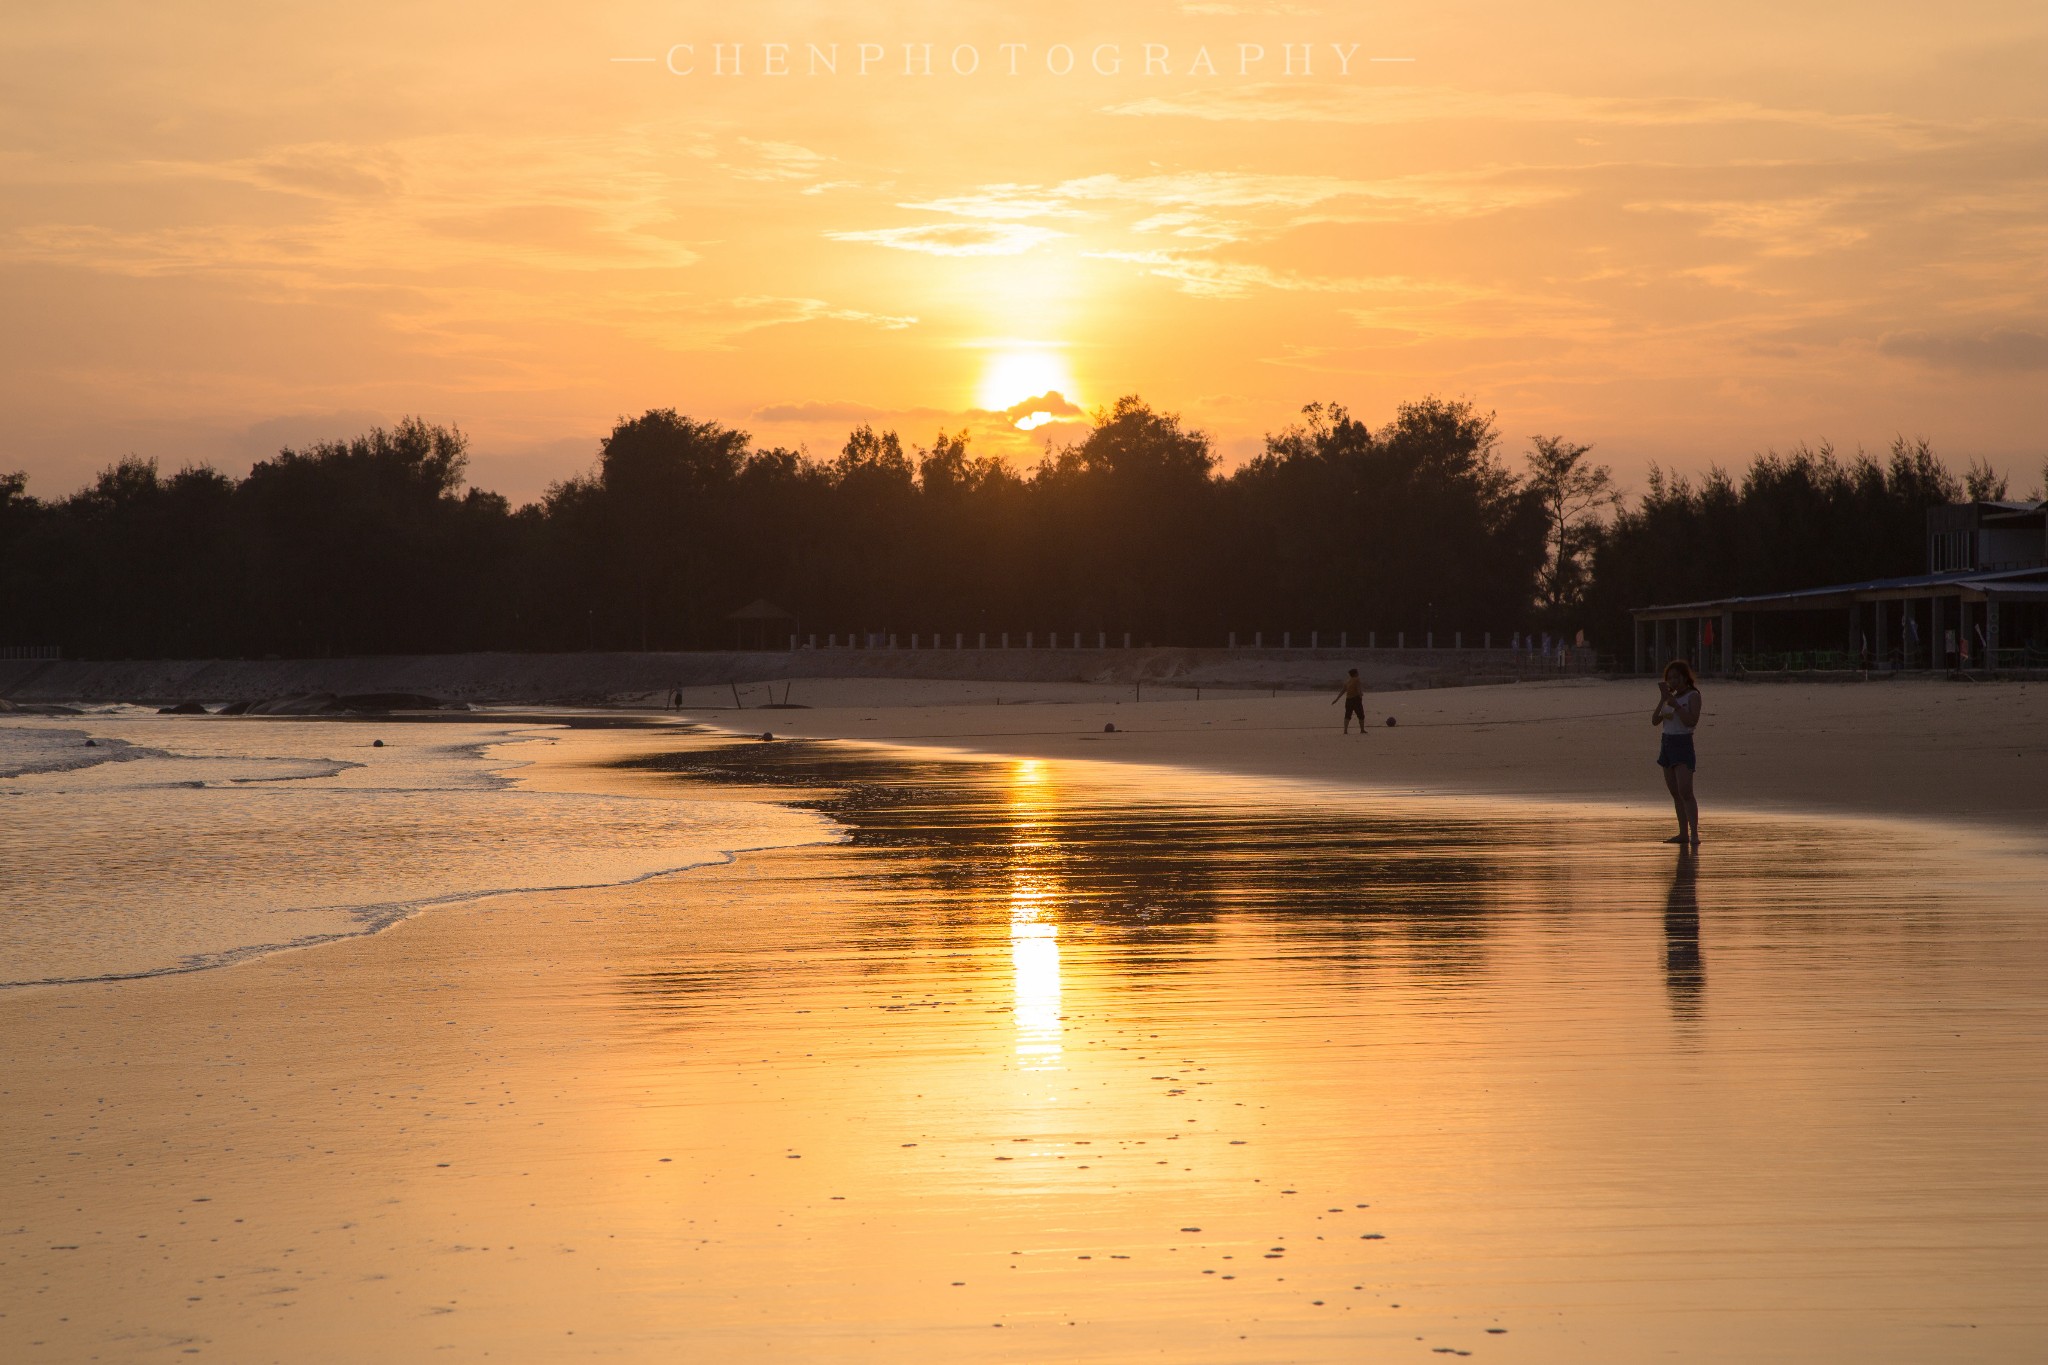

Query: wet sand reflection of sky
left=590, top=733, right=2047, bottom=1361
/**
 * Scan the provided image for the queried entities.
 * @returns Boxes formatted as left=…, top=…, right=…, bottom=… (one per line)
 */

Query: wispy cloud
left=1879, top=326, right=2048, bottom=373
left=728, top=140, right=830, bottom=182
left=1084, top=250, right=1387, bottom=298
left=826, top=222, right=1065, bottom=256
left=898, top=188, right=1090, bottom=221
left=751, top=399, right=895, bottom=423
left=728, top=297, right=917, bottom=333
left=1104, top=83, right=1947, bottom=147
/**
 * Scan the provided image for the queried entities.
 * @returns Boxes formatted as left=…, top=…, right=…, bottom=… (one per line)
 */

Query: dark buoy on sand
left=759, top=731, right=775, bottom=741
left=84, top=738, right=98, bottom=747
left=1385, top=716, right=1397, bottom=727
left=372, top=739, right=385, bottom=747
left=1103, top=722, right=1117, bottom=733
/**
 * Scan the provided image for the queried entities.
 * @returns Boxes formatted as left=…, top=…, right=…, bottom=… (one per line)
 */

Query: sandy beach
left=684, top=676, right=2048, bottom=837
left=3, top=682, right=2045, bottom=1363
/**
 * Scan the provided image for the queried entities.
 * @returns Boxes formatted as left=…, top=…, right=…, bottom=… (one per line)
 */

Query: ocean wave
left=1, top=717, right=840, bottom=990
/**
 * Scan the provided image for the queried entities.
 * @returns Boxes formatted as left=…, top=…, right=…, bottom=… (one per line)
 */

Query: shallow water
left=0, top=716, right=833, bottom=985
left=2, top=725, right=2043, bottom=1361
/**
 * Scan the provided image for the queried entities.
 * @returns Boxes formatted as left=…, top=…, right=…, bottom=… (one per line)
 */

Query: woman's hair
left=1663, top=659, right=1700, bottom=692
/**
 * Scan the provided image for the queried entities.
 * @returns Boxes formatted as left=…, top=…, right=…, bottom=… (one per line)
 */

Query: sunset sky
left=5, top=1, right=2044, bottom=502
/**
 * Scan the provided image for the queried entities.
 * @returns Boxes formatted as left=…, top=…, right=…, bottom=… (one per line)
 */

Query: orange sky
left=4, top=1, right=2044, bottom=503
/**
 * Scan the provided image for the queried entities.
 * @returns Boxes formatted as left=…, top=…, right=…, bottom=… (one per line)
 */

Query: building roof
left=1632, top=565, right=2048, bottom=619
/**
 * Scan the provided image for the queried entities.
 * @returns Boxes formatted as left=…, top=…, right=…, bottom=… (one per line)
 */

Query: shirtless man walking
left=1335, top=668, right=1366, bottom=733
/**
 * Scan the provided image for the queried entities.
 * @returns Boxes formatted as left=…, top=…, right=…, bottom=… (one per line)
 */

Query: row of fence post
left=775, top=631, right=1579, bottom=655
left=790, top=632, right=1140, bottom=650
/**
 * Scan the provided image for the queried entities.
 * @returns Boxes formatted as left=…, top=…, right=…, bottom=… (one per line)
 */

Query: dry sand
left=684, top=676, right=2048, bottom=838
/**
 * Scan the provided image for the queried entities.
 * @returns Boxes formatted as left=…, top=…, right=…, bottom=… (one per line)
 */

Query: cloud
left=1084, top=250, right=1389, bottom=298
left=1180, top=2, right=1321, bottom=13
left=1056, top=171, right=1364, bottom=210
left=898, top=188, right=1090, bottom=221
left=250, top=144, right=401, bottom=199
left=1103, top=84, right=1936, bottom=146
left=751, top=399, right=895, bottom=423
left=729, top=140, right=829, bottom=182
left=727, top=297, right=917, bottom=333
left=826, top=222, right=1065, bottom=256
left=1879, top=327, right=2048, bottom=373
left=997, top=391, right=1086, bottom=428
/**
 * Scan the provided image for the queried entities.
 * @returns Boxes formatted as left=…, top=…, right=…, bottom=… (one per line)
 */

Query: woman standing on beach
left=1653, top=660, right=1702, bottom=846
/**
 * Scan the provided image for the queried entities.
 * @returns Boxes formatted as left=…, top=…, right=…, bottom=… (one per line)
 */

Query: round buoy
left=760, top=732, right=775, bottom=741
left=84, top=738, right=98, bottom=747
left=1103, top=722, right=1117, bottom=733
left=1385, top=716, right=1397, bottom=728
left=372, top=739, right=385, bottom=748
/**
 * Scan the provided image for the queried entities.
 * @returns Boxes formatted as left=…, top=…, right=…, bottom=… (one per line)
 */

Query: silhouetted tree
left=3, top=402, right=2000, bottom=662
left=1524, top=435, right=1621, bottom=622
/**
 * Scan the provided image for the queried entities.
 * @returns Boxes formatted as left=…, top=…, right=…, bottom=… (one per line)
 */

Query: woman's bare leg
left=1663, top=764, right=1688, bottom=842
left=1672, top=765, right=1698, bottom=844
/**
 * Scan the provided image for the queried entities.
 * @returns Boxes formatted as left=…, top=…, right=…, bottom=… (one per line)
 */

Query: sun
left=976, top=347, right=1078, bottom=424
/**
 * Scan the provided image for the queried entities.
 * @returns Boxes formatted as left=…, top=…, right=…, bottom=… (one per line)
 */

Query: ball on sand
left=1103, top=722, right=1117, bottom=733
left=372, top=739, right=385, bottom=748
left=1385, top=716, right=1397, bottom=728
left=759, top=732, right=775, bottom=741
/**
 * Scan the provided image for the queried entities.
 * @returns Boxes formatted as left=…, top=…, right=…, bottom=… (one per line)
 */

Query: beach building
left=1631, top=499, right=2048, bottom=674
left=726, top=598, right=798, bottom=651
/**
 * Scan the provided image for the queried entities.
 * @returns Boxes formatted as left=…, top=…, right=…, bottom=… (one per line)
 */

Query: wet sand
left=3, top=723, right=2044, bottom=1362
left=688, top=676, right=2048, bottom=836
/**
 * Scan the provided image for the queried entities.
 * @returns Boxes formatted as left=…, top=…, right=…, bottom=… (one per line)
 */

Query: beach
left=3, top=681, right=2045, bottom=1362
left=689, top=675, right=2048, bottom=835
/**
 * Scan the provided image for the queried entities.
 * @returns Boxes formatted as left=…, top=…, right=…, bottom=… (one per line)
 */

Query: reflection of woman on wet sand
left=1652, top=660, right=1702, bottom=846
left=1663, top=851, right=1704, bottom=1019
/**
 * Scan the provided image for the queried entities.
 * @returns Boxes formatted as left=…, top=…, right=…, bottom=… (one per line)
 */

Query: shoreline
left=674, top=676, right=2048, bottom=843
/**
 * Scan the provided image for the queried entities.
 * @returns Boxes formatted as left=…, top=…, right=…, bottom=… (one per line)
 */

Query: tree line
left=0, top=397, right=2007, bottom=660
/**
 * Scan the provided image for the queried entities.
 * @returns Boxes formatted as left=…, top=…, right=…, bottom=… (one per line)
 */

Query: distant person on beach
left=1334, top=668, right=1366, bottom=733
left=1652, top=660, right=1702, bottom=846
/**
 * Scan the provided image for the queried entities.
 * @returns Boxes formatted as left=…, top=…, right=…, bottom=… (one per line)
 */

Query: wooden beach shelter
left=727, top=598, right=797, bottom=651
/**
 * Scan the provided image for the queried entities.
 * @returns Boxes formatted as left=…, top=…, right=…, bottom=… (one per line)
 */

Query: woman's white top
left=1661, top=689, right=1700, bottom=735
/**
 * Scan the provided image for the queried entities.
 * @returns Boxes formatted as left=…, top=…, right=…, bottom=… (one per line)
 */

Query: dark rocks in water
left=215, top=699, right=253, bottom=715
left=157, top=701, right=209, bottom=715
left=333, top=692, right=456, bottom=713
left=235, top=691, right=457, bottom=716
left=0, top=697, right=14, bottom=713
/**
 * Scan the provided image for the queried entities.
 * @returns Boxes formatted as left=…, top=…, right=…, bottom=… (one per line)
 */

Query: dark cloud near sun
left=995, top=391, right=1085, bottom=423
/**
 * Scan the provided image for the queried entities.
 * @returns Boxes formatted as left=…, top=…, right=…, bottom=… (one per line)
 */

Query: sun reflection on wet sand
left=1006, top=758, right=1067, bottom=1077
